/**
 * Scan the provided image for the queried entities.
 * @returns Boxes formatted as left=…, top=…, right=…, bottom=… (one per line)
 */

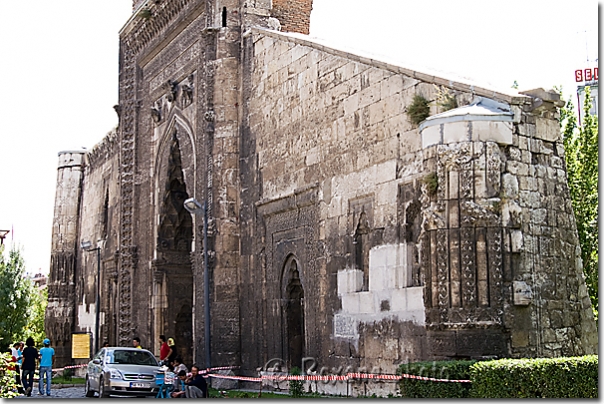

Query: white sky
left=0, top=0, right=599, bottom=275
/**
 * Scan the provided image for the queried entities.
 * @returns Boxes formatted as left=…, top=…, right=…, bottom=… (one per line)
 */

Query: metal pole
left=203, top=200, right=210, bottom=368
left=95, top=247, right=101, bottom=354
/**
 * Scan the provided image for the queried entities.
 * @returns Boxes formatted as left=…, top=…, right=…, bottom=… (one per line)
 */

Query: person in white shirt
left=172, top=357, right=188, bottom=374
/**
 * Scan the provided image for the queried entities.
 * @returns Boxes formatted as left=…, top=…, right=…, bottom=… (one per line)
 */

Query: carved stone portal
left=154, top=132, right=194, bottom=364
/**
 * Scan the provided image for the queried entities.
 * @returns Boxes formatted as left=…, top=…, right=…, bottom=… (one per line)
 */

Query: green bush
left=289, top=366, right=304, bottom=398
left=407, top=94, right=431, bottom=126
left=397, top=360, right=475, bottom=398
left=469, top=355, right=598, bottom=398
left=0, top=352, right=19, bottom=398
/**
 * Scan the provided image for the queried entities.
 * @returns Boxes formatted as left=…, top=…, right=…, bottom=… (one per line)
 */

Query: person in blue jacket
left=38, top=338, right=55, bottom=396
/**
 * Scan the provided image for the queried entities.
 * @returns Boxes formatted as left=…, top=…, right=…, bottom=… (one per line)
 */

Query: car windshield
left=106, top=350, right=158, bottom=366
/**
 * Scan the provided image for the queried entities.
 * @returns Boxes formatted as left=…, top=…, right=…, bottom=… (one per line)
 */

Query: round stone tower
left=46, top=150, right=85, bottom=367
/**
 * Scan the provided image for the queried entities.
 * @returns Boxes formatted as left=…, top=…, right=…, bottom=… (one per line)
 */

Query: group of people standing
left=157, top=334, right=178, bottom=365
left=6, top=337, right=55, bottom=397
left=157, top=334, right=207, bottom=398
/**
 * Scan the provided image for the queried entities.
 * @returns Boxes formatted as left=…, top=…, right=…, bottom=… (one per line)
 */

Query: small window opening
left=221, top=7, right=227, bottom=27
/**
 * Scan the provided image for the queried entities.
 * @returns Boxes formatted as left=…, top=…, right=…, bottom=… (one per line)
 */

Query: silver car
left=85, top=347, right=162, bottom=398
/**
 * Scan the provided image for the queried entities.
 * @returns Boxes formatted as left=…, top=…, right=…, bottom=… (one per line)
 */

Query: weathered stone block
left=443, top=121, right=469, bottom=144
left=390, top=288, right=407, bottom=312
left=341, top=293, right=360, bottom=313
left=358, top=292, right=376, bottom=314
left=510, top=230, right=524, bottom=253
left=369, top=265, right=397, bottom=292
left=474, top=121, right=513, bottom=145
left=337, top=269, right=364, bottom=295
left=513, top=280, right=532, bottom=305
left=406, top=287, right=424, bottom=311
left=511, top=330, right=529, bottom=347
left=474, top=169, right=487, bottom=198
left=535, top=117, right=560, bottom=142
left=421, top=124, right=441, bottom=148
left=501, top=173, right=519, bottom=198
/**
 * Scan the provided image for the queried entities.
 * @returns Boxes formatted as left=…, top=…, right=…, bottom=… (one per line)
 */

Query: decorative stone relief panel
left=117, top=38, right=137, bottom=346
left=257, top=186, right=319, bottom=360
left=423, top=141, right=506, bottom=330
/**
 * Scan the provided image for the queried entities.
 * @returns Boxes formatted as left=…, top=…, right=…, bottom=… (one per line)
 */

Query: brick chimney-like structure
left=271, top=0, right=314, bottom=34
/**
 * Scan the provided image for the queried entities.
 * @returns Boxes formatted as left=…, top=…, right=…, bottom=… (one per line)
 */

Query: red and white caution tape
left=51, top=362, right=470, bottom=384
left=208, top=365, right=240, bottom=371
left=52, top=363, right=88, bottom=372
left=207, top=371, right=470, bottom=384
left=209, top=373, right=262, bottom=382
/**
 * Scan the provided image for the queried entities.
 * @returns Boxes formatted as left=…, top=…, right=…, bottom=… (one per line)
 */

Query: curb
left=53, top=384, right=85, bottom=389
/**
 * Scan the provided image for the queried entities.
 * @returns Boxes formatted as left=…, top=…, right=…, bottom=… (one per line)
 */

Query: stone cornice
left=120, top=0, right=204, bottom=58
left=86, top=127, right=119, bottom=167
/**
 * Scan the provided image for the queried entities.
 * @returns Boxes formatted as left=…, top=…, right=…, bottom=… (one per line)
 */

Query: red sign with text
left=575, top=68, right=599, bottom=82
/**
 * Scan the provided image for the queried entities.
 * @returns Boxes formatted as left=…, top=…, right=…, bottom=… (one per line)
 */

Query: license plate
left=130, top=382, right=150, bottom=388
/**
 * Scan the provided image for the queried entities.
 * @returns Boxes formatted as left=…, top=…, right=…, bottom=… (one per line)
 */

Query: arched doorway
left=174, top=304, right=193, bottom=363
left=154, top=132, right=193, bottom=364
left=282, top=256, right=305, bottom=369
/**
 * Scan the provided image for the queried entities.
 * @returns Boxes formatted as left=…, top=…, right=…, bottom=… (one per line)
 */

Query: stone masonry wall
left=76, top=129, right=121, bottom=349
left=500, top=89, right=598, bottom=357
left=240, top=27, right=598, bottom=377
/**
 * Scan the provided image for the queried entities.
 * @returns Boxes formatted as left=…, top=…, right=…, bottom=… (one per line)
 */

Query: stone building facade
left=47, top=0, right=597, bottom=382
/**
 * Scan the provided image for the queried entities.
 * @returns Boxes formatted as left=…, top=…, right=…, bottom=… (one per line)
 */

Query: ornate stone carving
left=436, top=229, right=449, bottom=322
left=166, top=79, right=179, bottom=103
left=125, top=0, right=195, bottom=55
left=420, top=183, right=445, bottom=231
left=151, top=105, right=162, bottom=123
left=460, top=227, right=476, bottom=307
left=204, top=110, right=215, bottom=122
left=460, top=200, right=499, bottom=227
left=487, top=228, right=504, bottom=317
left=117, top=38, right=137, bottom=346
left=486, top=142, right=502, bottom=197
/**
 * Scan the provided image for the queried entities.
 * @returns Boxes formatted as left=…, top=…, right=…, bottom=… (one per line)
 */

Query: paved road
left=13, top=386, right=156, bottom=399
left=13, top=386, right=86, bottom=399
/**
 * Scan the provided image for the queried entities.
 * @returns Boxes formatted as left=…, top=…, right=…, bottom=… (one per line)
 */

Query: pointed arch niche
left=151, top=113, right=197, bottom=365
left=281, top=255, right=306, bottom=369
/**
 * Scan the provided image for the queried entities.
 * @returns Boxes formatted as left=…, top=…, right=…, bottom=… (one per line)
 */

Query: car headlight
left=109, top=368, right=124, bottom=380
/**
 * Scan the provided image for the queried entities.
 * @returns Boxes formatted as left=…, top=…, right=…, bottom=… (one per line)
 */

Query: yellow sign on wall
left=72, top=333, right=90, bottom=359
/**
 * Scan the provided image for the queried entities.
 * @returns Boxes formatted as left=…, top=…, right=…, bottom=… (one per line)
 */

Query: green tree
left=559, top=86, right=599, bottom=319
left=22, top=285, right=48, bottom=344
left=0, top=245, right=33, bottom=351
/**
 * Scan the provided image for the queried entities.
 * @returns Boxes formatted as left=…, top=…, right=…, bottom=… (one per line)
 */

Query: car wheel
left=85, top=377, right=95, bottom=397
left=98, top=376, right=109, bottom=398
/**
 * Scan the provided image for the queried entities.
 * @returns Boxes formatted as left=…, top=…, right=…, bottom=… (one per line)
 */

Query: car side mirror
left=92, top=359, right=101, bottom=365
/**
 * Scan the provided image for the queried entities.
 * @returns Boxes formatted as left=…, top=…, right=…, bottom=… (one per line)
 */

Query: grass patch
left=52, top=376, right=85, bottom=385
left=208, top=387, right=329, bottom=399
left=208, top=388, right=288, bottom=398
